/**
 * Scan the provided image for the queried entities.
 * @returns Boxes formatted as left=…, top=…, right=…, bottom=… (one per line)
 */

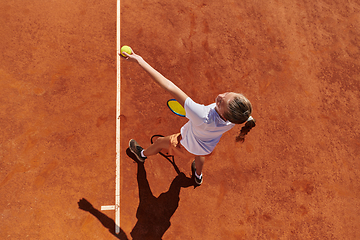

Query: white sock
left=195, top=171, right=202, bottom=179
left=141, top=150, right=146, bottom=158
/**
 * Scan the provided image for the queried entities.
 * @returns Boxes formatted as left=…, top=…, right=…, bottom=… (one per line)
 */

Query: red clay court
left=1, top=0, right=360, bottom=239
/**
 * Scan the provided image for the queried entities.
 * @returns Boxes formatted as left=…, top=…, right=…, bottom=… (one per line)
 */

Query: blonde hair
left=223, top=94, right=252, bottom=124
left=236, top=119, right=256, bottom=142
left=223, top=93, right=256, bottom=142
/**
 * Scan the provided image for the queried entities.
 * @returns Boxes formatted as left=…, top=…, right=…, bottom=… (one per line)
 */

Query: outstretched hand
left=119, top=50, right=143, bottom=63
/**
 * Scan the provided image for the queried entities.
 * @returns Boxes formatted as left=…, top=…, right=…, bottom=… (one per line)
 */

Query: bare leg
left=143, top=136, right=171, bottom=156
left=194, top=155, right=205, bottom=175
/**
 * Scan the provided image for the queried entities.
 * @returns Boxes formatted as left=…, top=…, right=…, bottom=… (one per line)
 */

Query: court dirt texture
left=1, top=0, right=360, bottom=239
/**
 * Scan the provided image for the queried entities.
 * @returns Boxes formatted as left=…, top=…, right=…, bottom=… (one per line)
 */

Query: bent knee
left=154, top=136, right=171, bottom=149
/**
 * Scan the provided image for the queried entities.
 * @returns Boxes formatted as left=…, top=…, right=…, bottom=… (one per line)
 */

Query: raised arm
left=121, top=51, right=188, bottom=107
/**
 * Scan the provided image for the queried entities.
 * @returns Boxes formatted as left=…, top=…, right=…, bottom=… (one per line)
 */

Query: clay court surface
left=1, top=0, right=360, bottom=239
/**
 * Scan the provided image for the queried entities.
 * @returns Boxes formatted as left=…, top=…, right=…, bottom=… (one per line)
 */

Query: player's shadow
left=77, top=198, right=129, bottom=240
left=78, top=146, right=194, bottom=240
left=126, top=146, right=194, bottom=240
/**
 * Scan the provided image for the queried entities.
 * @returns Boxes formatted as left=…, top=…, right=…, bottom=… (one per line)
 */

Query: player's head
left=215, top=92, right=252, bottom=124
left=215, top=92, right=256, bottom=142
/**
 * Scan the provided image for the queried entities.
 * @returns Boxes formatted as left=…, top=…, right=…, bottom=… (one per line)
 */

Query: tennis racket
left=167, top=99, right=186, bottom=117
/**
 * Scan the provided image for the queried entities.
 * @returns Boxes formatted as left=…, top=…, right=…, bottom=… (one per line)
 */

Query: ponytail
left=236, top=117, right=256, bottom=142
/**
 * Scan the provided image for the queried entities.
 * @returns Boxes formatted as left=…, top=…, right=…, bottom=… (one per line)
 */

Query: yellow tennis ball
left=120, top=45, right=132, bottom=57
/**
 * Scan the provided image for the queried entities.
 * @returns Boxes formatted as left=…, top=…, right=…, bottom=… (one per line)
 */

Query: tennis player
left=121, top=50, right=255, bottom=186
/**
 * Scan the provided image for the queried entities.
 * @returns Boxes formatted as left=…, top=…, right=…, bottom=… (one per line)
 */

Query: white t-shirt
left=180, top=97, right=235, bottom=155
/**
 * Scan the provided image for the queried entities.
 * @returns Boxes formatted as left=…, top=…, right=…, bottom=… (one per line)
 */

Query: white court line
left=101, top=205, right=116, bottom=211
left=115, top=0, right=121, bottom=234
left=101, top=0, right=121, bottom=234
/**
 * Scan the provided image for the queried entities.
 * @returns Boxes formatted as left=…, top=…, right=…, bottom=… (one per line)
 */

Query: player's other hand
left=119, top=50, right=143, bottom=63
